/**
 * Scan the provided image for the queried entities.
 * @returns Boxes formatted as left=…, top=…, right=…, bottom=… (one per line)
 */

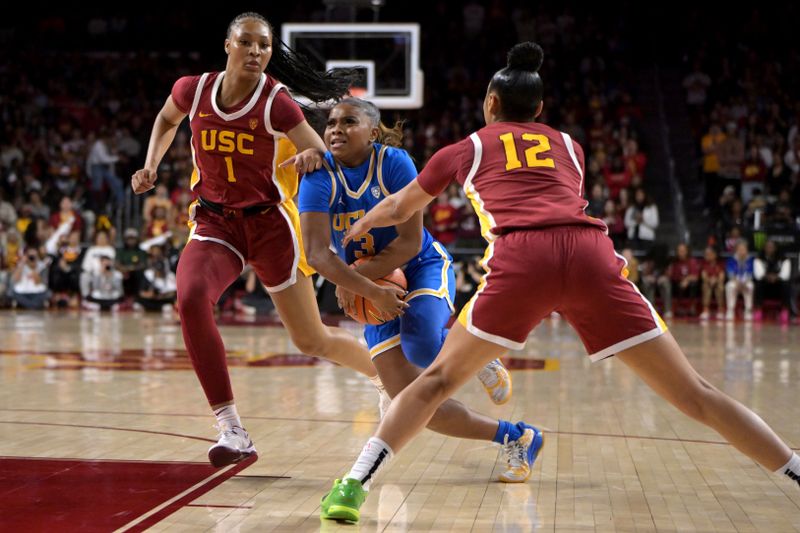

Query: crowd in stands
left=625, top=239, right=795, bottom=323
left=1, top=6, right=795, bottom=323
left=636, top=10, right=800, bottom=323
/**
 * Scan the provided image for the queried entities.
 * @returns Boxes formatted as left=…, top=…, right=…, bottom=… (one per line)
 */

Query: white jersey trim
left=263, top=83, right=289, bottom=203
left=189, top=73, right=210, bottom=121
left=463, top=133, right=498, bottom=242
left=464, top=241, right=525, bottom=350
left=369, top=334, right=402, bottom=358
left=187, top=200, right=246, bottom=270
left=588, top=327, right=665, bottom=362
left=561, top=132, right=583, bottom=195
left=613, top=251, right=666, bottom=334
left=264, top=204, right=301, bottom=293
left=264, top=82, right=289, bottom=139
left=211, top=72, right=267, bottom=122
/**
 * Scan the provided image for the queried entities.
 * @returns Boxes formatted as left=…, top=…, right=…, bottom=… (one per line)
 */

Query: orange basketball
left=345, top=258, right=407, bottom=325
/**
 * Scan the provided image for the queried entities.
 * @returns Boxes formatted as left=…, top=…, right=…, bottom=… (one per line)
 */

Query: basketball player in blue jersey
left=298, top=99, right=542, bottom=502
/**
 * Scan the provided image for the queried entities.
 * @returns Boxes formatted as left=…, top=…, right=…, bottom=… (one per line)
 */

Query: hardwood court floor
left=0, top=310, right=798, bottom=532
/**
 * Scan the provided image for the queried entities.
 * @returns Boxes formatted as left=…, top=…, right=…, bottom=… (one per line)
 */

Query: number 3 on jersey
left=499, top=132, right=555, bottom=171
left=354, top=233, right=375, bottom=258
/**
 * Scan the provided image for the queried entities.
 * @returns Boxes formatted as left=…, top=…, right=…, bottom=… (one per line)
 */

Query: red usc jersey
left=171, top=72, right=304, bottom=208
left=418, top=122, right=606, bottom=241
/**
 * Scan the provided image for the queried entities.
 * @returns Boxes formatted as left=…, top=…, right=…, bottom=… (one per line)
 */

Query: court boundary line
left=114, top=455, right=257, bottom=532
left=0, top=420, right=216, bottom=443
left=3, top=408, right=798, bottom=451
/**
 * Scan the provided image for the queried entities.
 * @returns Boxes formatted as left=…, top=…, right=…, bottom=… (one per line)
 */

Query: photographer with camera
left=81, top=254, right=123, bottom=311
left=136, top=244, right=176, bottom=313
left=10, top=247, right=50, bottom=309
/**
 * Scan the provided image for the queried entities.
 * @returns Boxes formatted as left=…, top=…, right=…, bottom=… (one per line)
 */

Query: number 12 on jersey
left=499, top=132, right=555, bottom=171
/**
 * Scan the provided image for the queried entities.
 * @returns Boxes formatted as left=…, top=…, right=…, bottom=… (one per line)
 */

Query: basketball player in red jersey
left=320, top=42, right=800, bottom=521
left=131, top=12, right=405, bottom=468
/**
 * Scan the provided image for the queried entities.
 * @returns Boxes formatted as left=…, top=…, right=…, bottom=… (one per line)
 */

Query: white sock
left=345, top=436, right=393, bottom=491
left=213, top=403, right=242, bottom=431
left=775, top=452, right=800, bottom=484
left=368, top=374, right=384, bottom=391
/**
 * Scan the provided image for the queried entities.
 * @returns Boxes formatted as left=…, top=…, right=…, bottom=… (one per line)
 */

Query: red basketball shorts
left=186, top=199, right=314, bottom=292
left=458, top=226, right=667, bottom=361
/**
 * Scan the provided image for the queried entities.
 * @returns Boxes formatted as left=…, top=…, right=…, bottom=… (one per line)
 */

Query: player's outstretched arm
left=280, top=121, right=326, bottom=175
left=343, top=180, right=434, bottom=246
left=132, top=96, right=186, bottom=194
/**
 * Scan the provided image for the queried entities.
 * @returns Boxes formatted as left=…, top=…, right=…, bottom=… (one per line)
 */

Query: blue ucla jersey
left=298, top=143, right=434, bottom=264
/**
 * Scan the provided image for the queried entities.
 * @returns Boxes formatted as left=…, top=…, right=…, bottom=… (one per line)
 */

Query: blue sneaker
left=499, top=424, right=544, bottom=483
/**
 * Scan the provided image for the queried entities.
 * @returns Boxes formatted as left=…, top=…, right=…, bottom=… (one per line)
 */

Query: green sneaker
left=320, top=478, right=367, bottom=522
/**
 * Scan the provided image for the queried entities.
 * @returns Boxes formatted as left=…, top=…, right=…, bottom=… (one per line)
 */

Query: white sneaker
left=208, top=426, right=256, bottom=467
left=715, top=311, right=725, bottom=320
left=478, top=359, right=512, bottom=405
left=377, top=386, right=392, bottom=419
left=726, top=310, right=735, bottom=321
left=744, top=310, right=753, bottom=321
left=699, top=310, right=710, bottom=321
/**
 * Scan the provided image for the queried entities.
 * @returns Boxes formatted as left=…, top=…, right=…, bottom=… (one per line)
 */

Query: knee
left=177, top=278, right=211, bottom=313
left=417, top=363, right=458, bottom=405
left=290, top=329, right=328, bottom=356
left=401, top=333, right=441, bottom=369
left=673, top=377, right=719, bottom=423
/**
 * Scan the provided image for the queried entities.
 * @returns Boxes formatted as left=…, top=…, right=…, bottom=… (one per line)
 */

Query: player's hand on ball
left=131, top=168, right=157, bottom=194
left=372, top=285, right=408, bottom=319
left=335, top=285, right=356, bottom=315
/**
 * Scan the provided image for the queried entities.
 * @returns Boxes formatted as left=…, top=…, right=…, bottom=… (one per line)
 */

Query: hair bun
left=507, top=42, right=544, bottom=72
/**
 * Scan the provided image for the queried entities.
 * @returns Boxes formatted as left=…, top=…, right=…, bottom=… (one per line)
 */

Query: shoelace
left=213, top=424, right=243, bottom=440
left=502, top=434, right=526, bottom=469
left=479, top=362, right=500, bottom=386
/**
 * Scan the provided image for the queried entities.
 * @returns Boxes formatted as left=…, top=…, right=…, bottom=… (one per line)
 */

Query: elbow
left=389, top=196, right=411, bottom=224
left=158, top=112, right=180, bottom=129
left=306, top=249, right=329, bottom=274
left=306, top=251, right=322, bottom=271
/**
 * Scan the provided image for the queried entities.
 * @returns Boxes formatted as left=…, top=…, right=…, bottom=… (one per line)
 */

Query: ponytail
left=488, top=42, right=545, bottom=121
left=377, top=121, right=405, bottom=148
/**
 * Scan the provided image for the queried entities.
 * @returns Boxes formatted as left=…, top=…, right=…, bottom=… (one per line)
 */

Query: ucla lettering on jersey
left=298, top=143, right=435, bottom=265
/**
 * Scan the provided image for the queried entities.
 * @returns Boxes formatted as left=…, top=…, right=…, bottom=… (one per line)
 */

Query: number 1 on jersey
left=499, top=132, right=555, bottom=171
left=224, top=156, right=237, bottom=183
